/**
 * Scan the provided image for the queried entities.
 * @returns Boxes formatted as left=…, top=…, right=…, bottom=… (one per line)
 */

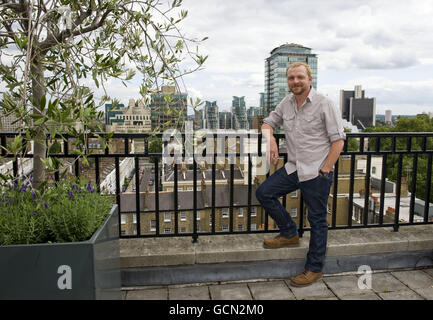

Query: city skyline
left=41, top=0, right=433, bottom=116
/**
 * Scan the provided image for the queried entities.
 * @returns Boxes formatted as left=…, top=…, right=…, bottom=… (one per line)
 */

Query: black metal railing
left=1, top=132, right=432, bottom=242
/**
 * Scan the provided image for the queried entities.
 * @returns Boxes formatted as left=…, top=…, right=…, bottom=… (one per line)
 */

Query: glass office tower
left=264, top=43, right=318, bottom=116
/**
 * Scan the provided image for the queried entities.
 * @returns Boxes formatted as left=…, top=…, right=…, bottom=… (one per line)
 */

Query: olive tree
left=0, top=0, right=207, bottom=187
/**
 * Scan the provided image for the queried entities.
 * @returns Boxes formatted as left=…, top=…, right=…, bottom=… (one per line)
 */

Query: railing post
left=192, top=159, right=198, bottom=243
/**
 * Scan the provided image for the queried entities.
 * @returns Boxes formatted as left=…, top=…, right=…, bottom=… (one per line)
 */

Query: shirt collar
left=306, top=86, right=316, bottom=103
left=290, top=86, right=316, bottom=112
left=290, top=86, right=316, bottom=103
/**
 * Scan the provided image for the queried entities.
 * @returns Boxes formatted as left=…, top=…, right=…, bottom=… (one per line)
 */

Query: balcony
left=2, top=131, right=433, bottom=300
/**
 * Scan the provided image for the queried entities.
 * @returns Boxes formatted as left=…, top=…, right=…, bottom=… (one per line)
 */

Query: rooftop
left=120, top=224, right=433, bottom=300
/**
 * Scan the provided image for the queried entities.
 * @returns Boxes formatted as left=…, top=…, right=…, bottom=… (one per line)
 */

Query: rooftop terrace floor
left=120, top=224, right=433, bottom=300
left=122, top=266, right=433, bottom=300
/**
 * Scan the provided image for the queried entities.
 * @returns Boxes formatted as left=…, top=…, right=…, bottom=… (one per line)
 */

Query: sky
left=158, top=0, right=433, bottom=116
left=2, top=0, right=432, bottom=117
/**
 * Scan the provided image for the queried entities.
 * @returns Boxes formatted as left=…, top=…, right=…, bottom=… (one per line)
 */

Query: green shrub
left=0, top=179, right=113, bottom=245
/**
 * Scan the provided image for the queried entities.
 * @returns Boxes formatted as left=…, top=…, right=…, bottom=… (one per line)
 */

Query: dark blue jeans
left=255, top=167, right=333, bottom=273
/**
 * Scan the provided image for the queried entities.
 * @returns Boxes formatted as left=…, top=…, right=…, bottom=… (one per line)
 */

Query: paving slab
left=209, top=283, right=252, bottom=300
left=422, top=268, right=433, bottom=278
left=370, top=272, right=409, bottom=293
left=168, top=286, right=210, bottom=300
left=391, top=270, right=433, bottom=289
left=125, top=288, right=168, bottom=300
left=285, top=279, right=336, bottom=300
left=378, top=290, right=423, bottom=300
left=323, top=275, right=376, bottom=299
left=412, top=287, right=433, bottom=300
left=340, top=292, right=381, bottom=300
left=248, top=281, right=295, bottom=300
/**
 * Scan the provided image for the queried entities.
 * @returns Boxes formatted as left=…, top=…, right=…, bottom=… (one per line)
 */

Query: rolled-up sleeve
left=323, top=99, right=346, bottom=143
left=263, top=97, right=285, bottom=129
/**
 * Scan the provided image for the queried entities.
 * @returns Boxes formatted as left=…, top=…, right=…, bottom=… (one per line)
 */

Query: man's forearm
left=261, top=123, right=275, bottom=142
left=321, top=139, right=345, bottom=172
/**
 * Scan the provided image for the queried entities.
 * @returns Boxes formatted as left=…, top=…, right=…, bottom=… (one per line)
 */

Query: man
left=256, top=62, right=345, bottom=287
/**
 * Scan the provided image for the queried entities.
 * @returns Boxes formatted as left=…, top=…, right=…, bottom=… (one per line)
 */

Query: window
left=291, top=190, right=298, bottom=198
left=164, top=212, right=171, bottom=222
left=196, top=211, right=201, bottom=220
left=251, top=223, right=257, bottom=230
left=250, top=207, right=257, bottom=217
left=372, top=167, right=376, bottom=174
left=164, top=228, right=171, bottom=234
left=180, top=212, right=187, bottom=221
left=121, top=214, right=126, bottom=225
left=133, top=214, right=137, bottom=224
left=222, top=208, right=229, bottom=218
left=222, top=224, right=229, bottom=231
left=238, top=208, right=244, bottom=217
left=238, top=224, right=243, bottom=231
left=150, top=220, right=156, bottom=231
left=291, top=208, right=297, bottom=218
left=180, top=227, right=186, bottom=233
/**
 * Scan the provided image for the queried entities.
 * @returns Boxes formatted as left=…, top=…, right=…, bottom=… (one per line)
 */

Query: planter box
left=0, top=205, right=120, bottom=300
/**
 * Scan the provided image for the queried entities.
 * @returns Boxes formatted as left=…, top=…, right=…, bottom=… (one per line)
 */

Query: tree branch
left=40, top=7, right=113, bottom=54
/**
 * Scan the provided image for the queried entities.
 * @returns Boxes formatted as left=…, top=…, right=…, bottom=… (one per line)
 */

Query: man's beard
left=291, top=85, right=307, bottom=96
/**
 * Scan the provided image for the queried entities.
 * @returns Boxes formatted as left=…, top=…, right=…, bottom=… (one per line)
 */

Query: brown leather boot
left=263, top=234, right=299, bottom=249
left=290, top=270, right=323, bottom=287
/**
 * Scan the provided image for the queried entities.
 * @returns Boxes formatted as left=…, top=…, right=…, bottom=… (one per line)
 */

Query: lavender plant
left=0, top=178, right=113, bottom=245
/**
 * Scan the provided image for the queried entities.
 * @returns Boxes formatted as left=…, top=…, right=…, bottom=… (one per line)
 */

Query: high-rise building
left=264, top=43, right=318, bottom=116
left=201, top=101, right=219, bottom=130
left=385, top=110, right=392, bottom=126
left=259, top=92, right=265, bottom=110
left=340, top=85, right=376, bottom=130
left=150, top=86, right=187, bottom=130
left=231, top=96, right=248, bottom=130
left=219, top=111, right=232, bottom=130
left=247, top=106, right=263, bottom=130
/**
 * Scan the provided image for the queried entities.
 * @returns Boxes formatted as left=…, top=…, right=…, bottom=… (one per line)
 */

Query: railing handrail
left=1, top=131, right=432, bottom=241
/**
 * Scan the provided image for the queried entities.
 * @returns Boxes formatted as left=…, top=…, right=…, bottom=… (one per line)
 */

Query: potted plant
left=0, top=178, right=120, bottom=300
left=0, top=0, right=207, bottom=299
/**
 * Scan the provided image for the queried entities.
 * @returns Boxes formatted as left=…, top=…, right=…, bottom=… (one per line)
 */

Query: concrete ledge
left=120, top=224, right=433, bottom=286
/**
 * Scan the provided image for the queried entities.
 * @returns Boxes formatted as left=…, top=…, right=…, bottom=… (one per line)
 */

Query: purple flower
left=86, top=181, right=95, bottom=193
left=44, top=203, right=49, bottom=209
left=68, top=191, right=75, bottom=201
left=31, top=191, right=36, bottom=199
left=31, top=211, right=37, bottom=216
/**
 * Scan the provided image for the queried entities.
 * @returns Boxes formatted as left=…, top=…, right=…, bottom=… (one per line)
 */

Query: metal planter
left=0, top=204, right=120, bottom=300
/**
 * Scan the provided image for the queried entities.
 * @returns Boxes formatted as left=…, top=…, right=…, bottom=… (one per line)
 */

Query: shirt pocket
left=283, top=114, right=295, bottom=131
left=300, top=114, right=323, bottom=134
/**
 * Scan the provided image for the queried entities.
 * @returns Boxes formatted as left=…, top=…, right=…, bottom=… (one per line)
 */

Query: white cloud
left=174, top=0, right=433, bottom=114
left=3, top=0, right=433, bottom=117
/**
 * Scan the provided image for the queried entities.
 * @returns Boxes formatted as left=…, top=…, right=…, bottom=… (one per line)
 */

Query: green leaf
left=39, top=95, right=46, bottom=111
left=49, top=141, right=62, bottom=154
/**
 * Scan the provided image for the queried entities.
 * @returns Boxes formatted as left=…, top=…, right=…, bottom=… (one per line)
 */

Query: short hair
left=286, top=62, right=312, bottom=79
